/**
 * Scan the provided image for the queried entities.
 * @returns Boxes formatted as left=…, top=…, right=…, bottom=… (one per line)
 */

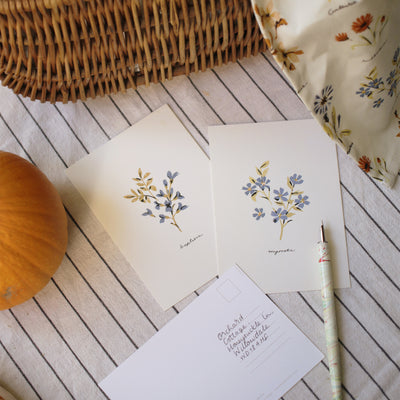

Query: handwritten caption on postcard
left=268, top=248, right=295, bottom=256
left=179, top=233, right=204, bottom=250
left=217, top=312, right=274, bottom=361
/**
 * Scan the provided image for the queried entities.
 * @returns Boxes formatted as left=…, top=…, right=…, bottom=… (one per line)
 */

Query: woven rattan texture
left=0, top=0, right=267, bottom=103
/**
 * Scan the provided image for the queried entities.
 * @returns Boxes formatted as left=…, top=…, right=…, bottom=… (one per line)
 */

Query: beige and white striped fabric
left=0, top=51, right=399, bottom=399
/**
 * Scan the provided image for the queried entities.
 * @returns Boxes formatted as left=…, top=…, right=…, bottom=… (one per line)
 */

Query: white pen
left=318, top=221, right=342, bottom=400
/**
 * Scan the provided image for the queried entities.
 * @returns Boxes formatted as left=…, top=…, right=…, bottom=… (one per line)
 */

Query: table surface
left=0, top=52, right=399, bottom=400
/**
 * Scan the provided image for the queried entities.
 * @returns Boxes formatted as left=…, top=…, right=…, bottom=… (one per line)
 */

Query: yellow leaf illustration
left=323, top=124, right=334, bottom=139
left=341, top=129, right=352, bottom=136
left=332, top=107, right=337, bottom=129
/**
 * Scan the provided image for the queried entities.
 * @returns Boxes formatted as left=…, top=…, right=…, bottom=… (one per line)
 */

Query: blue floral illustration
left=274, top=188, right=289, bottom=203
left=313, top=85, right=352, bottom=154
left=356, top=87, right=372, bottom=98
left=253, top=208, right=266, bottom=221
left=167, top=171, right=179, bottom=180
left=271, top=208, right=288, bottom=223
left=394, top=47, right=400, bottom=63
left=357, top=46, right=400, bottom=107
left=142, top=208, right=154, bottom=216
left=243, top=161, right=311, bottom=240
left=290, top=173, right=304, bottom=186
left=373, top=98, right=384, bottom=108
left=242, top=183, right=257, bottom=196
left=313, top=85, right=333, bottom=115
left=177, top=203, right=188, bottom=212
left=294, top=194, right=310, bottom=209
left=124, top=169, right=188, bottom=232
left=368, top=78, right=383, bottom=89
left=256, top=176, right=271, bottom=190
left=164, top=200, right=173, bottom=212
left=387, top=70, right=397, bottom=85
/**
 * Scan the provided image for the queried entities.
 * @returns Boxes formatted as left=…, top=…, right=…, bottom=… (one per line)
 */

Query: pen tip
left=320, top=221, right=326, bottom=242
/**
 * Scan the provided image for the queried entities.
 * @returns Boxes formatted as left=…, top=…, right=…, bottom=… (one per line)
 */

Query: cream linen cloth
left=252, top=0, right=400, bottom=187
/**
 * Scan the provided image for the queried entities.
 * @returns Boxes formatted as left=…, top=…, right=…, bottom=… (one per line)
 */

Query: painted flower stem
left=171, top=215, right=182, bottom=232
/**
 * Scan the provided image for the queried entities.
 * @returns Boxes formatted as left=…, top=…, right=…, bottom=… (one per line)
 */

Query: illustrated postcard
left=100, top=265, right=323, bottom=400
left=66, top=105, right=218, bottom=309
left=209, top=119, right=350, bottom=293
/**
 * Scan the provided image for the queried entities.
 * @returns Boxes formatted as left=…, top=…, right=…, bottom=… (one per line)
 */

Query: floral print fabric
left=252, top=0, right=400, bottom=187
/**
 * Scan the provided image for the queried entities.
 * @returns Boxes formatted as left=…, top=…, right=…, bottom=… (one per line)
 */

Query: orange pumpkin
left=0, top=151, right=68, bottom=310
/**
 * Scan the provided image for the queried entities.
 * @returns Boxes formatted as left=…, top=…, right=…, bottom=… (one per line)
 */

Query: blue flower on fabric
left=242, top=183, right=257, bottom=196
left=388, top=81, right=397, bottom=97
left=163, top=179, right=168, bottom=187
left=356, top=87, right=371, bottom=98
left=256, top=176, right=271, bottom=191
left=157, top=189, right=165, bottom=198
left=159, top=214, right=166, bottom=223
left=295, top=195, right=310, bottom=209
left=393, top=47, right=400, bottom=64
left=386, top=70, right=397, bottom=85
left=274, top=188, right=289, bottom=202
left=142, top=208, right=153, bottom=216
left=271, top=208, right=288, bottom=223
left=289, top=173, right=303, bottom=186
left=373, top=98, right=384, bottom=108
left=252, top=208, right=265, bottom=221
left=313, top=85, right=333, bottom=115
left=167, top=171, right=179, bottom=180
left=367, top=78, right=383, bottom=89
left=154, top=201, right=162, bottom=210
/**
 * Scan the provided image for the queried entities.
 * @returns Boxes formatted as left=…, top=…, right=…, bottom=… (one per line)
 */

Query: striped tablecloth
left=1, top=52, right=399, bottom=400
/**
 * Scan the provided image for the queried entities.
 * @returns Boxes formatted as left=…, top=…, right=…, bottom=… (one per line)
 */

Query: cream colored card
left=209, top=119, right=350, bottom=293
left=100, top=265, right=323, bottom=400
left=66, top=105, right=218, bottom=309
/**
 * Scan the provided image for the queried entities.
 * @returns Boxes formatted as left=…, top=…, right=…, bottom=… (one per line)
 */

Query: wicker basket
left=0, top=0, right=266, bottom=103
